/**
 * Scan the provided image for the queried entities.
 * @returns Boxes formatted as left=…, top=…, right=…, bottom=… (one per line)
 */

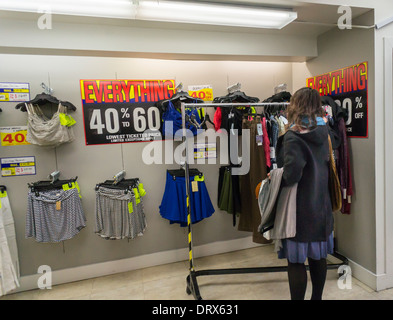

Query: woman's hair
left=286, top=87, right=323, bottom=130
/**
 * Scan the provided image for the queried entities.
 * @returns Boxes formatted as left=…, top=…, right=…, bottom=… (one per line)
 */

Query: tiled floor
left=1, top=245, right=392, bottom=300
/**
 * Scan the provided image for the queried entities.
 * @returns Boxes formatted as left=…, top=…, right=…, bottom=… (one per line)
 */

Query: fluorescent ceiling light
left=0, top=0, right=297, bottom=29
left=0, top=0, right=137, bottom=19
left=136, top=1, right=297, bottom=29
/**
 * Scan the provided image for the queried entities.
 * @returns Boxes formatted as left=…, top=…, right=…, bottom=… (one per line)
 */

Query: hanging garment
left=261, top=117, right=271, bottom=169
left=263, top=91, right=292, bottom=103
left=336, top=118, right=353, bottom=214
left=216, top=107, right=256, bottom=136
left=257, top=168, right=284, bottom=235
left=95, top=181, right=147, bottom=240
left=159, top=170, right=214, bottom=227
left=213, top=107, right=222, bottom=132
left=26, top=185, right=86, bottom=243
left=269, top=115, right=279, bottom=168
left=25, top=103, right=75, bottom=147
left=218, top=166, right=241, bottom=217
left=238, top=117, right=271, bottom=244
left=161, top=101, right=201, bottom=139
left=267, top=183, right=298, bottom=252
left=0, top=189, right=20, bottom=296
left=275, top=115, right=286, bottom=137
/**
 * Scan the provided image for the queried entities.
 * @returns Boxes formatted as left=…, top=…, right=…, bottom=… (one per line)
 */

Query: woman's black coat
left=276, top=125, right=334, bottom=242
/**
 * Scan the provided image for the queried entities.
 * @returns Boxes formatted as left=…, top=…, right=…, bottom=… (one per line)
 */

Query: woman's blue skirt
left=278, top=232, right=334, bottom=263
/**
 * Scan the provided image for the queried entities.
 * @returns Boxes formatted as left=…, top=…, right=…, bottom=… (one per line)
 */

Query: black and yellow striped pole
left=181, top=102, right=202, bottom=299
left=185, top=164, right=194, bottom=272
left=181, top=102, right=195, bottom=273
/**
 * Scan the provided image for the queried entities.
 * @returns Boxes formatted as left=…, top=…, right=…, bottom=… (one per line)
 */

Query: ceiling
left=0, top=1, right=374, bottom=62
left=0, top=1, right=374, bottom=37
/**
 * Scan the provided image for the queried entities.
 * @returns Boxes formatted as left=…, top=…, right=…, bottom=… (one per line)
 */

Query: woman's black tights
left=287, top=258, right=327, bottom=300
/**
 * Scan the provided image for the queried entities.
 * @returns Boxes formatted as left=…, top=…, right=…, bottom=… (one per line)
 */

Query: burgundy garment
left=262, top=117, right=271, bottom=169
left=337, top=118, right=353, bottom=214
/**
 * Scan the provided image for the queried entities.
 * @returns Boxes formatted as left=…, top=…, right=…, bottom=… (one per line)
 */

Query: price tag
left=0, top=127, right=30, bottom=146
left=0, top=82, right=30, bottom=102
left=191, top=181, right=199, bottom=192
left=257, top=123, right=263, bottom=136
left=1, top=156, right=36, bottom=177
left=194, top=143, right=217, bottom=160
left=188, top=85, right=213, bottom=101
left=256, top=135, right=263, bottom=146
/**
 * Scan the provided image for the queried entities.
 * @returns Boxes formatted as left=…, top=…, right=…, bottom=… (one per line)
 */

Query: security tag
left=270, top=147, right=276, bottom=159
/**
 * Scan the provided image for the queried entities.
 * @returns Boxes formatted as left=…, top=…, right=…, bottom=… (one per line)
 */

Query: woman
left=276, top=87, right=334, bottom=300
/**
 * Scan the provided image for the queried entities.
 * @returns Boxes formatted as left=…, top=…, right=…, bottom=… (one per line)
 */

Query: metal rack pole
left=181, top=102, right=348, bottom=300
left=181, top=102, right=201, bottom=299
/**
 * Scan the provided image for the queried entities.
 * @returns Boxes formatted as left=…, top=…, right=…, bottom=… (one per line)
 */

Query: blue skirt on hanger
left=159, top=171, right=215, bottom=227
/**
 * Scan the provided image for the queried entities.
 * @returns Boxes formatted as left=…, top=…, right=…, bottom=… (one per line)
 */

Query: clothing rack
left=180, top=102, right=349, bottom=300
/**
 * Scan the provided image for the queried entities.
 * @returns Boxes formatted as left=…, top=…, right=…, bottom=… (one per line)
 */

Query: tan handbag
left=328, top=135, right=342, bottom=212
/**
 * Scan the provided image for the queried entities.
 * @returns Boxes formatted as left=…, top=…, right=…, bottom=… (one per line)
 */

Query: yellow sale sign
left=188, top=85, right=213, bottom=101
left=0, top=127, right=30, bottom=146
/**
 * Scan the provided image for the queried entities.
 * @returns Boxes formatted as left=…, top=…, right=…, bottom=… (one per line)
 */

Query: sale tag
left=0, top=82, right=30, bottom=102
left=188, top=85, right=213, bottom=101
left=194, top=143, right=217, bottom=160
left=1, top=156, right=36, bottom=177
left=0, top=126, right=30, bottom=146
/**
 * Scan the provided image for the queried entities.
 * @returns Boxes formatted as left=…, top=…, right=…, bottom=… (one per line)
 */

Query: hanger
left=168, top=168, right=203, bottom=179
left=263, top=91, right=292, bottom=103
left=15, top=92, right=77, bottom=112
left=213, top=90, right=259, bottom=103
left=29, top=176, right=78, bottom=195
left=159, top=91, right=204, bottom=111
left=199, top=113, right=214, bottom=127
left=214, top=83, right=259, bottom=104
left=95, top=178, right=139, bottom=193
left=155, top=82, right=203, bottom=112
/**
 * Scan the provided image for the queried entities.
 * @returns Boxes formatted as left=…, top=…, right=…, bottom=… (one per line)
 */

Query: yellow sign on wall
left=0, top=127, right=30, bottom=146
left=188, top=85, right=214, bottom=101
